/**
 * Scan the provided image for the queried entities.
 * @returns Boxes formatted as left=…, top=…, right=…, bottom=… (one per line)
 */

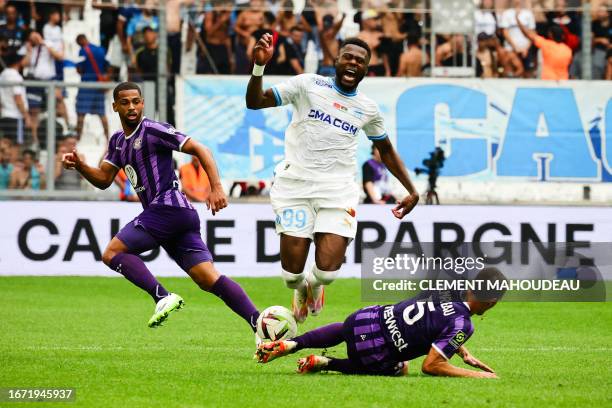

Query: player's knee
left=102, top=245, right=125, bottom=267
left=315, top=259, right=342, bottom=273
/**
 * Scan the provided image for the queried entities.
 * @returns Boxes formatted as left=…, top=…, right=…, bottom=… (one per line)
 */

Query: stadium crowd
left=0, top=0, right=610, bottom=192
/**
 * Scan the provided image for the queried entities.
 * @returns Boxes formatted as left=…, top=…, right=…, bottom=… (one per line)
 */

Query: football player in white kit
left=246, top=34, right=419, bottom=323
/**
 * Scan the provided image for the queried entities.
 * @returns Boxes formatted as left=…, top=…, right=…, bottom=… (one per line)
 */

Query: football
left=256, top=306, right=298, bottom=342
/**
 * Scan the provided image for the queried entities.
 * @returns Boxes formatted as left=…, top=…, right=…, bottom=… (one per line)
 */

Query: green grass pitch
left=2, top=276, right=611, bottom=407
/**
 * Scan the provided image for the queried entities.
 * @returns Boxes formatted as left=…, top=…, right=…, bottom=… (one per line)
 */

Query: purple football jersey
left=378, top=290, right=474, bottom=361
left=104, top=118, right=193, bottom=209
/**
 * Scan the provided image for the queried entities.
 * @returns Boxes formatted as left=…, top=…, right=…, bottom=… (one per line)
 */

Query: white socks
left=308, top=264, right=340, bottom=288
left=281, top=269, right=307, bottom=291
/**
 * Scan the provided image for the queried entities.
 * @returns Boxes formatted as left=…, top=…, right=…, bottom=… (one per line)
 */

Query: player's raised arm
left=181, top=139, right=228, bottom=215
left=62, top=149, right=118, bottom=190
left=372, top=137, right=419, bottom=219
left=421, top=346, right=498, bottom=378
left=245, top=33, right=279, bottom=110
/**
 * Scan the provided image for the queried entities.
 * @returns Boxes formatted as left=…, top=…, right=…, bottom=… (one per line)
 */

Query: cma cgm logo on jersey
left=308, top=109, right=359, bottom=135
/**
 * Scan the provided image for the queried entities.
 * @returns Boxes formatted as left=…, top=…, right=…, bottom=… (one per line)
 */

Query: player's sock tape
left=281, top=269, right=306, bottom=289
left=311, top=264, right=339, bottom=286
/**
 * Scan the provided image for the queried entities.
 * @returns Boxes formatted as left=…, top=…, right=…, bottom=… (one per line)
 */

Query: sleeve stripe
left=367, top=133, right=388, bottom=141
left=431, top=343, right=450, bottom=361
left=178, top=136, right=191, bottom=152
left=102, top=159, right=120, bottom=169
left=271, top=87, right=282, bottom=106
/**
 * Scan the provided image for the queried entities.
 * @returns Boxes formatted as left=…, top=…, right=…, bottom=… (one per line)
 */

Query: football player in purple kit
left=61, top=82, right=260, bottom=332
left=255, top=268, right=505, bottom=378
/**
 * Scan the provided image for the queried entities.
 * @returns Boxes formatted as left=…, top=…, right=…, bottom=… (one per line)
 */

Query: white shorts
left=270, top=176, right=360, bottom=240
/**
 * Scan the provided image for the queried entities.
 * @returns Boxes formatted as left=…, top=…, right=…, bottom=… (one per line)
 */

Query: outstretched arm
left=245, top=33, right=280, bottom=109
left=515, top=13, right=536, bottom=43
left=373, top=137, right=419, bottom=218
left=62, top=150, right=118, bottom=190
left=181, top=139, right=227, bottom=215
left=422, top=347, right=498, bottom=378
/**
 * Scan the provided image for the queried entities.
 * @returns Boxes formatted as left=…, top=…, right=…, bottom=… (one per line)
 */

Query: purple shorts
left=116, top=204, right=213, bottom=272
left=343, top=306, right=403, bottom=375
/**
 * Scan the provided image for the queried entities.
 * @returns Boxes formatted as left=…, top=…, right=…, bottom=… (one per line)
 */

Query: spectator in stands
left=31, top=1, right=63, bottom=33
left=75, top=34, right=110, bottom=142
left=546, top=0, right=580, bottom=52
left=22, top=29, right=63, bottom=148
left=380, top=2, right=406, bottom=76
left=500, top=0, right=536, bottom=78
left=436, top=34, right=466, bottom=67
left=318, top=12, right=345, bottom=76
left=359, top=10, right=389, bottom=76
left=55, top=136, right=83, bottom=190
left=166, top=0, right=192, bottom=75
left=0, top=3, right=26, bottom=60
left=42, top=7, right=70, bottom=136
left=196, top=2, right=233, bottom=74
left=135, top=27, right=170, bottom=81
left=179, top=156, right=210, bottom=202
left=92, top=1, right=118, bottom=51
left=9, top=148, right=45, bottom=190
left=234, top=0, right=265, bottom=74
left=591, top=5, right=610, bottom=79
left=277, top=0, right=297, bottom=37
left=126, top=2, right=159, bottom=67
left=111, top=1, right=140, bottom=80
left=0, top=53, right=31, bottom=145
left=476, top=33, right=498, bottom=78
left=0, top=148, right=13, bottom=189
left=475, top=0, right=498, bottom=38
left=247, top=11, right=287, bottom=74
left=516, top=17, right=571, bottom=80
left=397, top=30, right=425, bottom=77
left=283, top=25, right=305, bottom=74
left=362, top=145, right=396, bottom=204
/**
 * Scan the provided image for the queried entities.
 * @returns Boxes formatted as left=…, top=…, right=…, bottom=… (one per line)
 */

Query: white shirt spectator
left=0, top=67, right=28, bottom=119
left=43, top=23, right=63, bottom=54
left=500, top=8, right=535, bottom=51
left=474, top=10, right=498, bottom=36
left=25, top=43, right=56, bottom=79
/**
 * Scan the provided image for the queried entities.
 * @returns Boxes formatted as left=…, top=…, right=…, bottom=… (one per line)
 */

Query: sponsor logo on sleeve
left=449, top=330, right=466, bottom=349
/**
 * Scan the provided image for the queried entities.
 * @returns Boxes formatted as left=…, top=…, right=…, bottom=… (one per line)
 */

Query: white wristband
left=252, top=64, right=265, bottom=77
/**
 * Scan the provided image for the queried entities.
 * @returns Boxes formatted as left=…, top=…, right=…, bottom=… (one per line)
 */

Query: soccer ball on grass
left=256, top=306, right=298, bottom=342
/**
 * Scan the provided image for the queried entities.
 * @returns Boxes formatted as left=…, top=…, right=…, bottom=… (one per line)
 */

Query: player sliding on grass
left=246, top=34, right=419, bottom=323
left=62, top=82, right=260, bottom=332
left=256, top=268, right=504, bottom=378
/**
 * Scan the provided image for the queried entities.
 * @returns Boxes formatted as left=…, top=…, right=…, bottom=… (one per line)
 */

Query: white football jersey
left=271, top=74, right=387, bottom=184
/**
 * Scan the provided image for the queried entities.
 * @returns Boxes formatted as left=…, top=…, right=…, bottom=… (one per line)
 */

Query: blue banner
left=177, top=76, right=612, bottom=182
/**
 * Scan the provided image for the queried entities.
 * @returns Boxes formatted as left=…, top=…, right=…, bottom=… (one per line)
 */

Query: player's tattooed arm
left=181, top=139, right=228, bottom=215
left=373, top=137, right=419, bottom=219
left=246, top=33, right=278, bottom=110
left=61, top=149, right=118, bottom=190
left=422, top=347, right=498, bottom=379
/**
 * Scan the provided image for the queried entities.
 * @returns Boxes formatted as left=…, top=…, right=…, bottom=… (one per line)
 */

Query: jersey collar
left=124, top=116, right=146, bottom=140
left=463, top=301, right=471, bottom=310
left=331, top=78, right=357, bottom=97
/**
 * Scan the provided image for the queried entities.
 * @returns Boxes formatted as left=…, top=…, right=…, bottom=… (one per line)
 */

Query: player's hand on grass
left=391, top=192, right=419, bottom=219
left=61, top=149, right=82, bottom=170
left=462, top=351, right=495, bottom=374
left=253, top=33, right=274, bottom=66
left=206, top=187, right=228, bottom=215
left=479, top=371, right=499, bottom=379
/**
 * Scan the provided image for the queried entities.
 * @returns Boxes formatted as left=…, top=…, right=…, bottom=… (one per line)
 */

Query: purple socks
left=211, top=275, right=260, bottom=332
left=293, top=322, right=345, bottom=350
left=109, top=253, right=169, bottom=303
